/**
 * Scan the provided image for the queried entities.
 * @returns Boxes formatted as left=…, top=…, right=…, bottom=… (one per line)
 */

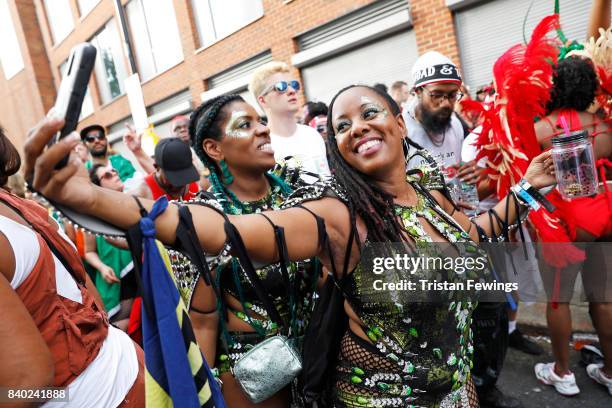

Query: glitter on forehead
left=360, top=96, right=375, bottom=105
left=225, top=110, right=250, bottom=139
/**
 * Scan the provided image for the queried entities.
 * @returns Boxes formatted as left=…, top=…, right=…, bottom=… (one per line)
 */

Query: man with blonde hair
left=249, top=61, right=330, bottom=179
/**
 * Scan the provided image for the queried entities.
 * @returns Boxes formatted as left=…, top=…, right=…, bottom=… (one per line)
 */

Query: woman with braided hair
left=171, top=94, right=320, bottom=407
left=27, top=85, right=557, bottom=407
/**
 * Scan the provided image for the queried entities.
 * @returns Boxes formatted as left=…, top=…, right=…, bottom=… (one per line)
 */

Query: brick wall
left=411, top=0, right=461, bottom=67
left=2, top=0, right=466, bottom=152
left=0, top=0, right=55, bottom=154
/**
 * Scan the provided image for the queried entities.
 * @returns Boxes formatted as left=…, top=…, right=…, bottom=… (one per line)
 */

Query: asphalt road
left=496, top=337, right=611, bottom=408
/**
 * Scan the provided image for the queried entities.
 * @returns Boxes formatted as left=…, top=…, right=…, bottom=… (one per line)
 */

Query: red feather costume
left=462, top=15, right=589, bottom=278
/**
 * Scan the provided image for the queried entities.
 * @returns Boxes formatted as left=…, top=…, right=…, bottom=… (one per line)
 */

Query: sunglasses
left=261, top=80, right=300, bottom=96
left=84, top=133, right=106, bottom=143
left=100, top=169, right=118, bottom=180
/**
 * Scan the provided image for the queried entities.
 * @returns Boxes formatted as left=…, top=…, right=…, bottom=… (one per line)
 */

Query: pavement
left=518, top=302, right=595, bottom=333
left=495, top=334, right=611, bottom=408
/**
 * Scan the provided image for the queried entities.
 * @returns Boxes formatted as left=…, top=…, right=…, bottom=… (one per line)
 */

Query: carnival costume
left=171, top=164, right=320, bottom=397
left=461, top=14, right=612, bottom=303
left=285, top=149, right=529, bottom=408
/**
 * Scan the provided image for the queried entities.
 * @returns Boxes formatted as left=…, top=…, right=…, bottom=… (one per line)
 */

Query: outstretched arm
left=25, top=117, right=352, bottom=268
left=436, top=150, right=556, bottom=240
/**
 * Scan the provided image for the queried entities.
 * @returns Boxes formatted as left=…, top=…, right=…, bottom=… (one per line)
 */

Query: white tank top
left=0, top=215, right=138, bottom=408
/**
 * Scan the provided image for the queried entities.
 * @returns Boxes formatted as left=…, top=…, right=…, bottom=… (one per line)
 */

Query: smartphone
left=36, top=43, right=126, bottom=237
left=49, top=43, right=97, bottom=167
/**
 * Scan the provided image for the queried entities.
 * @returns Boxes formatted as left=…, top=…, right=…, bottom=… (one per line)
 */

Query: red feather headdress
left=461, top=15, right=588, bottom=271
left=465, top=14, right=561, bottom=198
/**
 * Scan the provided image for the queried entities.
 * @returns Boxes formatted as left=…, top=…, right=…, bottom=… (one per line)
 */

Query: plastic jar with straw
left=550, top=116, right=599, bottom=199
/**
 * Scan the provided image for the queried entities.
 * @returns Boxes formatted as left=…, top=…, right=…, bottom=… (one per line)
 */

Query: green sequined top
left=172, top=167, right=320, bottom=374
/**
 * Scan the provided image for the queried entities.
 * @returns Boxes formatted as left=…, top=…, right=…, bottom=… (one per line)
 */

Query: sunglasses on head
left=261, top=80, right=300, bottom=96
left=84, top=133, right=106, bottom=143
left=100, top=169, right=118, bottom=180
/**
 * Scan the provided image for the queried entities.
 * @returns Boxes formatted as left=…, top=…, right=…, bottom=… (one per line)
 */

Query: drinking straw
left=559, top=115, right=571, bottom=137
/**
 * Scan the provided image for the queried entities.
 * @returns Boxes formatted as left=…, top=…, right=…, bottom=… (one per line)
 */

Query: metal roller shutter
left=455, top=0, right=592, bottom=90
left=301, top=30, right=419, bottom=105
left=202, top=51, right=272, bottom=115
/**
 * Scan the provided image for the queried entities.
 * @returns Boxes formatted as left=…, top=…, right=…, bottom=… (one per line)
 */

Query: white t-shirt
left=404, top=104, right=464, bottom=171
left=0, top=215, right=138, bottom=408
left=271, top=124, right=330, bottom=179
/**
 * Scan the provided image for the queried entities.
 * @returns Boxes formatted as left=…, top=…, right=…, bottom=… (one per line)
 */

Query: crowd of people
left=0, top=2, right=611, bottom=408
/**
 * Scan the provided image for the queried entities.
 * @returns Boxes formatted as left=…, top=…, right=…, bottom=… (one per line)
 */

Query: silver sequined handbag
left=232, top=335, right=302, bottom=403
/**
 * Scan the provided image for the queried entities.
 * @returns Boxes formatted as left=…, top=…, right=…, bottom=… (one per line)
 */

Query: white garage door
left=455, top=0, right=592, bottom=90
left=302, top=30, right=419, bottom=106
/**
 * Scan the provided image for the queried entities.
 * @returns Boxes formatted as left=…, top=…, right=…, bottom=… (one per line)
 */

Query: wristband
left=519, top=180, right=556, bottom=212
left=511, top=184, right=540, bottom=210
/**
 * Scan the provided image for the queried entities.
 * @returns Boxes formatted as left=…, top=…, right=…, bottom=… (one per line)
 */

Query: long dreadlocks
left=325, top=85, right=423, bottom=244
left=189, top=94, right=292, bottom=213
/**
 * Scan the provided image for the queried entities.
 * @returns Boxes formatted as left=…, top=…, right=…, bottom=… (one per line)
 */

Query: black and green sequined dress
left=281, top=161, right=487, bottom=408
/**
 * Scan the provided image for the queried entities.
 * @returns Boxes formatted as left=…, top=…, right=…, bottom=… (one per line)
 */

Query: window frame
left=191, top=0, right=264, bottom=52
left=42, top=0, right=75, bottom=46
left=125, top=0, right=184, bottom=82
left=89, top=18, right=130, bottom=106
left=0, top=0, right=24, bottom=79
left=77, top=0, right=102, bottom=19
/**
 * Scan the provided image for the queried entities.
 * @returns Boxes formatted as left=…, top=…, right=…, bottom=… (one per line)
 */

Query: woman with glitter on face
left=173, top=94, right=320, bottom=408
left=26, top=84, right=556, bottom=407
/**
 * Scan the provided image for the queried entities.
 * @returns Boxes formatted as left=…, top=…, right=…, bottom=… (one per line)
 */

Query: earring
left=402, top=138, right=411, bottom=168
left=219, top=160, right=234, bottom=185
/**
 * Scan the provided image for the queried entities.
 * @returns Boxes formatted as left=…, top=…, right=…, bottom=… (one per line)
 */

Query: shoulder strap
left=218, top=212, right=284, bottom=326
left=0, top=196, right=85, bottom=285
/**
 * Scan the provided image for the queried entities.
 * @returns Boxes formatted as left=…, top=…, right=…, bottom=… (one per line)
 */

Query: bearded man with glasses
left=404, top=51, right=467, bottom=173
left=249, top=61, right=330, bottom=181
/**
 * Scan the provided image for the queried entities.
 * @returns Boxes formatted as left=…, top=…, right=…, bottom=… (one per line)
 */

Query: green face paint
left=225, top=110, right=251, bottom=139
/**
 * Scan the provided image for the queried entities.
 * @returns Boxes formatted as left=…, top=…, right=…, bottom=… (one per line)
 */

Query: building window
left=43, top=0, right=74, bottom=44
left=125, top=0, right=183, bottom=81
left=192, top=0, right=263, bottom=48
left=59, top=60, right=94, bottom=119
left=0, top=0, right=24, bottom=79
left=77, top=0, right=101, bottom=17
left=90, top=19, right=129, bottom=104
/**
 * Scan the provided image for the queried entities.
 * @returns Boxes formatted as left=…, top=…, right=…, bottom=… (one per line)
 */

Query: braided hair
left=189, top=94, right=292, bottom=213
left=326, top=85, right=419, bottom=243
